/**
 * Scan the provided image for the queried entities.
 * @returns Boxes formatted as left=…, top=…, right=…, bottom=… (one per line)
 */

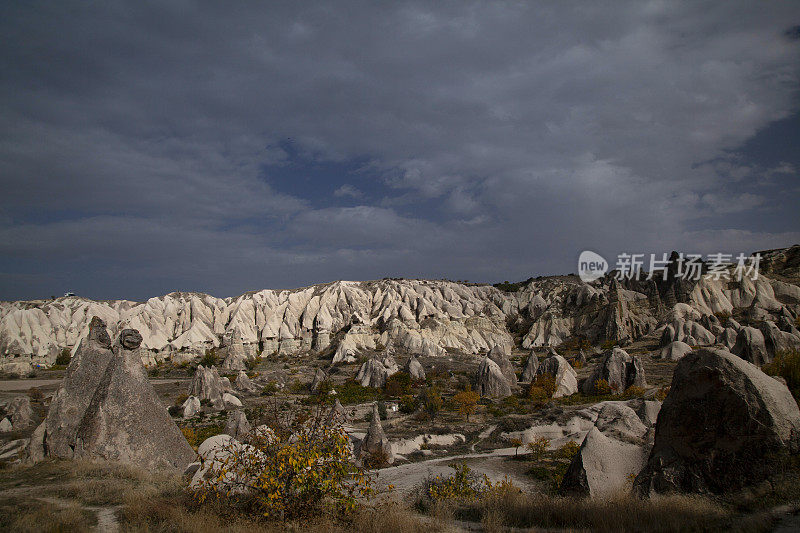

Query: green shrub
left=180, top=423, right=225, bottom=448
left=557, top=440, right=580, bottom=460
left=289, top=380, right=307, bottom=394
left=244, top=356, right=262, bottom=371
left=591, top=378, right=612, bottom=396
left=600, top=339, right=618, bottom=350
left=200, top=349, right=218, bottom=368
left=528, top=374, right=556, bottom=405
left=384, top=371, right=412, bottom=397
left=399, top=394, right=418, bottom=414
left=55, top=348, right=71, bottom=366
left=174, top=393, right=189, bottom=406
left=334, top=381, right=382, bottom=405
left=763, top=350, right=800, bottom=403
left=261, top=381, right=279, bottom=396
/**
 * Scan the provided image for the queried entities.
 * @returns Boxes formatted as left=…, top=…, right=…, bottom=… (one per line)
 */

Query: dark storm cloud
left=1, top=1, right=799, bottom=300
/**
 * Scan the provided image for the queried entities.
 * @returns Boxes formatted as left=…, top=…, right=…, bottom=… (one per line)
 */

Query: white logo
left=578, top=250, right=608, bottom=282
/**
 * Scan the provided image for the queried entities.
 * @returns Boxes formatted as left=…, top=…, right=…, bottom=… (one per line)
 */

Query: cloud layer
left=1, top=1, right=799, bottom=300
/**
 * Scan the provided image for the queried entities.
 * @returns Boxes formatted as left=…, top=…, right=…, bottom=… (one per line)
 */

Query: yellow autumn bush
left=194, top=407, right=374, bottom=521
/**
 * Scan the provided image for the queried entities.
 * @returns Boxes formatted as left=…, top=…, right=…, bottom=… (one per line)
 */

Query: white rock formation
left=182, top=396, right=201, bottom=418
left=2, top=248, right=799, bottom=371
left=356, top=357, right=389, bottom=388
left=659, top=341, right=693, bottom=361
left=404, top=355, right=425, bottom=381
left=536, top=355, right=578, bottom=398
left=475, top=356, right=513, bottom=399
left=560, top=403, right=653, bottom=497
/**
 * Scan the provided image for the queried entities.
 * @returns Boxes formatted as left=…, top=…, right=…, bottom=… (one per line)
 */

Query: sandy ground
left=375, top=446, right=541, bottom=497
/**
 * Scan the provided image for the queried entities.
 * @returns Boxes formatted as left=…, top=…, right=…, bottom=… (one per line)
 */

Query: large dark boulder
left=28, top=317, right=195, bottom=471
left=634, top=347, right=800, bottom=496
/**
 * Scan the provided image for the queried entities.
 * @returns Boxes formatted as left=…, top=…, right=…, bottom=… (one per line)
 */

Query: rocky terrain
left=2, top=246, right=799, bottom=377
left=1, top=245, right=799, bottom=532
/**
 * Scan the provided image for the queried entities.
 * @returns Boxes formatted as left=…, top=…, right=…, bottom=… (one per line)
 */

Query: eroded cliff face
left=2, top=246, right=799, bottom=373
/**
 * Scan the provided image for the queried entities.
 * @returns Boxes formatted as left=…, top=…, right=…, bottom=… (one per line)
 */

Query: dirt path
left=376, top=446, right=539, bottom=497
left=0, top=379, right=61, bottom=391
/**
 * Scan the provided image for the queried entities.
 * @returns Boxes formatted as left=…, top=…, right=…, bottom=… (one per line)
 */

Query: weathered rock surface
left=536, top=355, right=578, bottom=398
left=405, top=355, right=425, bottom=381
left=225, top=409, right=251, bottom=441
left=360, top=403, right=393, bottom=463
left=2, top=247, right=798, bottom=371
left=4, top=396, right=34, bottom=429
left=716, top=327, right=738, bottom=349
left=234, top=371, right=257, bottom=394
left=761, top=320, right=800, bottom=357
left=488, top=344, right=517, bottom=386
left=222, top=392, right=242, bottom=408
left=0, top=418, right=10, bottom=432
left=475, top=356, right=512, bottom=398
left=583, top=347, right=646, bottom=395
left=189, top=365, right=225, bottom=409
left=520, top=352, right=539, bottom=383
left=356, top=357, right=391, bottom=388
left=327, top=399, right=348, bottom=426
left=659, top=341, right=693, bottom=361
left=310, top=368, right=327, bottom=392
left=29, top=318, right=194, bottom=471
left=561, top=403, right=652, bottom=497
left=182, top=395, right=201, bottom=418
left=731, top=326, right=770, bottom=366
left=634, top=347, right=800, bottom=495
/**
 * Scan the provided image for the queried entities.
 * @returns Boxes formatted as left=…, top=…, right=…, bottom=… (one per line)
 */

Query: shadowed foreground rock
left=634, top=347, right=800, bottom=496
left=28, top=317, right=195, bottom=471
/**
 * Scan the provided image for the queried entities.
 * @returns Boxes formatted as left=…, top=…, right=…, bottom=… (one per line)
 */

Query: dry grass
left=453, top=489, right=780, bottom=533
left=0, top=459, right=445, bottom=533
left=0, top=495, right=97, bottom=532
left=120, top=495, right=446, bottom=533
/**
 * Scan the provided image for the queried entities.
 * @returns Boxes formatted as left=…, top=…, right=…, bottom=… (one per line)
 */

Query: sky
left=1, top=1, right=799, bottom=302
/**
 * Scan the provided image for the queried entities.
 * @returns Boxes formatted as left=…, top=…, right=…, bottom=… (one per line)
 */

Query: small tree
left=453, top=386, right=479, bottom=421
left=526, top=436, right=550, bottom=461
left=528, top=374, right=556, bottom=405
left=419, top=387, right=443, bottom=421
left=510, top=437, right=523, bottom=456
